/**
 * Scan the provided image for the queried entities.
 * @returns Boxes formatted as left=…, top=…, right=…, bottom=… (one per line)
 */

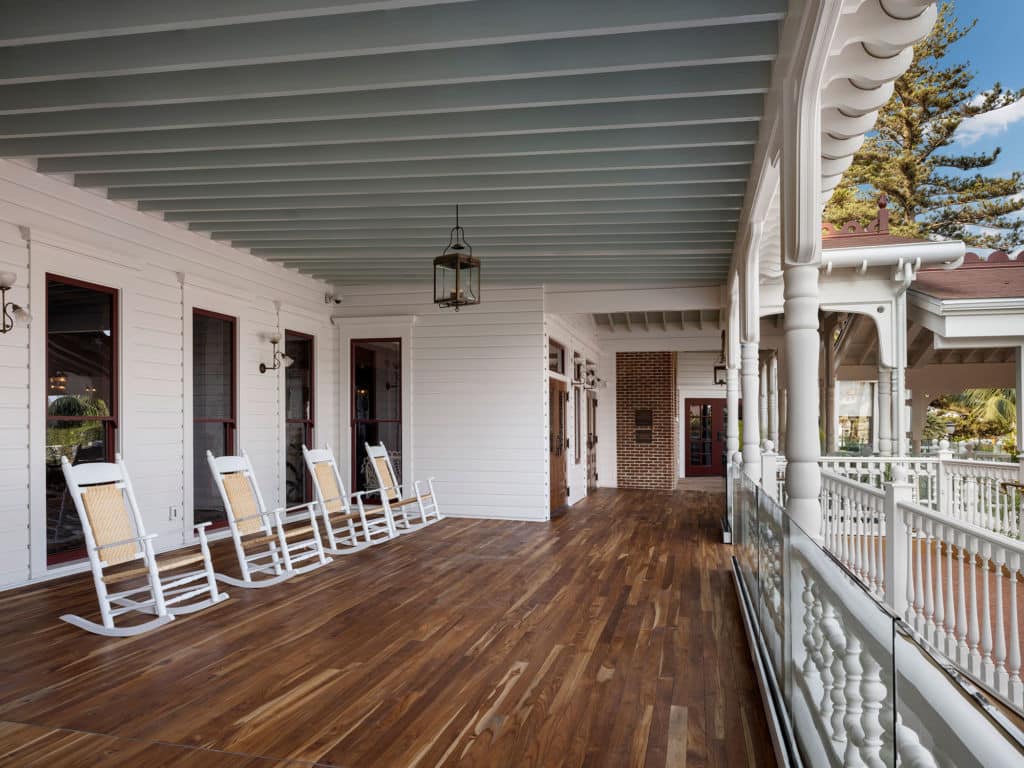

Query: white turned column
left=877, top=367, right=893, bottom=457
left=910, top=388, right=929, bottom=455
left=1016, top=347, right=1024, bottom=450
left=726, top=366, right=740, bottom=457
left=892, top=364, right=907, bottom=457
left=741, top=341, right=762, bottom=481
left=768, top=355, right=780, bottom=448
left=779, top=388, right=788, bottom=455
left=783, top=263, right=821, bottom=535
left=759, top=360, right=769, bottom=445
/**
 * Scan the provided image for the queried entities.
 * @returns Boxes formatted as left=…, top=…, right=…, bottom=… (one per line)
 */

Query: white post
left=783, top=263, right=822, bottom=535
left=910, top=388, right=929, bottom=455
left=878, top=367, right=893, bottom=457
left=1016, top=346, right=1024, bottom=452
left=779, top=387, right=788, bottom=455
left=761, top=441, right=779, bottom=502
left=884, top=465, right=913, bottom=616
left=892, top=364, right=907, bottom=457
left=726, top=367, right=740, bottom=457
left=742, top=341, right=762, bottom=481
left=759, top=359, right=769, bottom=446
left=937, top=439, right=952, bottom=513
left=768, top=355, right=780, bottom=449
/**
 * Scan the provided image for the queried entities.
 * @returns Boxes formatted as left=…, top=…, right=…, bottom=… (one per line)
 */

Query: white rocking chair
left=364, top=442, right=441, bottom=533
left=60, top=454, right=228, bottom=637
left=303, top=444, right=395, bottom=553
left=207, top=450, right=332, bottom=587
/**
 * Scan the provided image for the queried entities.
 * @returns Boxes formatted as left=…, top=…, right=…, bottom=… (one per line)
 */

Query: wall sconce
left=0, top=271, right=31, bottom=334
left=259, top=332, right=294, bottom=373
left=713, top=365, right=727, bottom=386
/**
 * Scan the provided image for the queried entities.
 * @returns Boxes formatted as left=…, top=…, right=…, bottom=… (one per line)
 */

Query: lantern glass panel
left=434, top=259, right=455, bottom=304
left=460, top=259, right=479, bottom=303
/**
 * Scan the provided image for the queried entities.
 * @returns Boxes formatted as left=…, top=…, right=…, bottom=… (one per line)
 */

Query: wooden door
left=684, top=398, right=726, bottom=477
left=549, top=379, right=568, bottom=513
left=586, top=391, right=598, bottom=492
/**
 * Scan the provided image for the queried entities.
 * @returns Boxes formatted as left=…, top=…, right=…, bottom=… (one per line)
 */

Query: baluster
left=1008, top=553, right=1022, bottom=707
left=913, top=514, right=926, bottom=634
left=843, top=635, right=867, bottom=768
left=923, top=518, right=935, bottom=644
left=933, top=521, right=945, bottom=650
left=905, top=508, right=916, bottom=627
left=980, top=540, right=994, bottom=684
left=824, top=609, right=848, bottom=743
left=877, top=505, right=886, bottom=597
left=866, top=496, right=876, bottom=589
left=968, top=534, right=982, bottom=676
left=860, top=652, right=887, bottom=768
left=955, top=530, right=971, bottom=667
left=895, top=718, right=939, bottom=768
left=993, top=547, right=1008, bottom=696
left=817, top=596, right=835, bottom=722
left=943, top=525, right=957, bottom=659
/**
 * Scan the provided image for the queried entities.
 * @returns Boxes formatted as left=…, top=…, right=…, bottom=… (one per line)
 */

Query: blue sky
left=946, top=1, right=1024, bottom=178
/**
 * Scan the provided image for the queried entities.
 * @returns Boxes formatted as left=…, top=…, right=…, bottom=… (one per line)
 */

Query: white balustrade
left=820, top=470, right=887, bottom=598
left=899, top=498, right=1024, bottom=710
left=940, top=458, right=1024, bottom=538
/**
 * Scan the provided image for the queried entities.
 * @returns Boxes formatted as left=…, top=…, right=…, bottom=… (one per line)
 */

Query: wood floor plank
left=0, top=486, right=776, bottom=768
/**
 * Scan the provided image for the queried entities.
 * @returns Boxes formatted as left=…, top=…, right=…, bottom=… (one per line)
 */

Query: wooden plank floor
left=0, top=487, right=775, bottom=768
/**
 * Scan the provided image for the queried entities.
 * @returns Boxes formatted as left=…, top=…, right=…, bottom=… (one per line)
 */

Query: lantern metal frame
left=433, top=205, right=481, bottom=311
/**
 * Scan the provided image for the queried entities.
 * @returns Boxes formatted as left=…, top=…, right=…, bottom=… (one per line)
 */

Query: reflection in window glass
left=285, top=332, right=314, bottom=504
left=193, top=310, right=235, bottom=527
left=46, top=276, right=117, bottom=564
left=351, top=340, right=401, bottom=493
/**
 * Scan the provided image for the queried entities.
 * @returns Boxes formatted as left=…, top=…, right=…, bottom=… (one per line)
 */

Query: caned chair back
left=206, top=451, right=271, bottom=536
left=365, top=442, right=400, bottom=501
left=302, top=444, right=348, bottom=515
left=61, top=456, right=144, bottom=567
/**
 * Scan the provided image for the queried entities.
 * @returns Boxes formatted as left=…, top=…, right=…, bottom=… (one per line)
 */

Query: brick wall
left=616, top=352, right=678, bottom=490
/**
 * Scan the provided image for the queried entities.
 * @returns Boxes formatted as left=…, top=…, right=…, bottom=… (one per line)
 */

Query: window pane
left=286, top=422, right=309, bottom=504
left=46, top=420, right=108, bottom=561
left=353, top=421, right=401, bottom=494
left=193, top=313, right=233, bottom=419
left=46, top=279, right=114, bottom=410
left=193, top=421, right=227, bottom=526
left=352, top=340, right=400, bottom=420
left=285, top=335, right=312, bottom=421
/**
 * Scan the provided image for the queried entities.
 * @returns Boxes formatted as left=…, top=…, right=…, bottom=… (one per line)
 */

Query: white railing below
left=820, top=470, right=888, bottom=599
left=941, top=458, right=1024, bottom=539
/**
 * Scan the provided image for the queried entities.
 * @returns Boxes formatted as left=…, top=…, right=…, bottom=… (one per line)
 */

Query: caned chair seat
left=364, top=441, right=442, bottom=533
left=303, top=444, right=396, bottom=552
left=207, top=450, right=332, bottom=588
left=59, top=455, right=228, bottom=637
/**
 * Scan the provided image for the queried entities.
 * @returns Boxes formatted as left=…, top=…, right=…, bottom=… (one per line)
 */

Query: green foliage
left=823, top=3, right=1024, bottom=249
left=45, top=396, right=110, bottom=462
left=929, top=388, right=1016, bottom=442
left=46, top=395, right=109, bottom=418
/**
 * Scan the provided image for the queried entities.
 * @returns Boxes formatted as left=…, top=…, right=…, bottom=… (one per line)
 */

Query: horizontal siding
left=335, top=284, right=548, bottom=522
left=0, top=160, right=339, bottom=589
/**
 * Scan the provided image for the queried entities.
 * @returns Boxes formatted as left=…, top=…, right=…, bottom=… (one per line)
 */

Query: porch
left=0, top=487, right=773, bottom=768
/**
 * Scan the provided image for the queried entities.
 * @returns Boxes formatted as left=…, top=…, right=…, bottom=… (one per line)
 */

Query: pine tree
left=824, top=3, right=1024, bottom=249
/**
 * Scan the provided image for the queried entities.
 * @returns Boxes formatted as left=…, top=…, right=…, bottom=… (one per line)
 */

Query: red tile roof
left=821, top=193, right=933, bottom=249
left=914, top=251, right=1024, bottom=300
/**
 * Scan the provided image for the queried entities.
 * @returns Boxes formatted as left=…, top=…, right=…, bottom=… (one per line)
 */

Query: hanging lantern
left=433, top=205, right=480, bottom=311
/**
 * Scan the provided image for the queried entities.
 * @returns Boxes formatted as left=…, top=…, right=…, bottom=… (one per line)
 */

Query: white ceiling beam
left=543, top=286, right=722, bottom=313
left=264, top=248, right=732, bottom=260
left=142, top=189, right=746, bottom=213
left=623, top=313, right=633, bottom=332
left=208, top=222, right=739, bottom=239
left=0, top=63, right=772, bottom=138
left=660, top=311, right=668, bottom=331
left=0, top=0, right=473, bottom=47
left=642, top=313, right=650, bottom=332
left=74, top=145, right=755, bottom=189
left=607, top=314, right=616, bottom=333
left=109, top=169, right=749, bottom=201
left=197, top=215, right=741, bottom=232
left=39, top=123, right=761, bottom=173
left=232, top=235, right=735, bottom=249
left=0, top=1, right=785, bottom=84
left=164, top=198, right=742, bottom=222
left=0, top=95, right=764, bottom=157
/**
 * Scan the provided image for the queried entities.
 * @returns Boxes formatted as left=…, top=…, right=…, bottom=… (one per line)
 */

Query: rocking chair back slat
left=222, top=473, right=263, bottom=536
left=313, top=463, right=344, bottom=514
left=80, top=484, right=137, bottom=565
left=373, top=456, right=398, bottom=500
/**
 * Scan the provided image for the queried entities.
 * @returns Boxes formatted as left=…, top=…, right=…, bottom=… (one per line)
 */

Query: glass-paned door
left=685, top=398, right=726, bottom=477
left=193, top=309, right=236, bottom=527
left=351, top=339, right=401, bottom=494
left=46, top=275, right=118, bottom=565
left=285, top=331, right=314, bottom=504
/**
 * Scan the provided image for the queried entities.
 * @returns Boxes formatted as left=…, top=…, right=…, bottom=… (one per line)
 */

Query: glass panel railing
left=728, top=463, right=1024, bottom=768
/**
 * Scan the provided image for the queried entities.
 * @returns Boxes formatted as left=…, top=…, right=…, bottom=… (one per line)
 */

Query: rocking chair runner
left=60, top=455, right=228, bottom=637
left=303, top=445, right=395, bottom=553
left=207, top=451, right=333, bottom=587
left=364, top=442, right=441, bottom=533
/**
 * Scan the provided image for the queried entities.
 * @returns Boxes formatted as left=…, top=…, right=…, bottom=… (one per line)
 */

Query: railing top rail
left=896, top=497, right=1024, bottom=557
left=943, top=457, right=1019, bottom=471
left=820, top=468, right=887, bottom=500
left=820, top=456, right=940, bottom=465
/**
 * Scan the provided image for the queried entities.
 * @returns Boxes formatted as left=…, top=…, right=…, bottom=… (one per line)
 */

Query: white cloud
left=955, top=97, right=1024, bottom=144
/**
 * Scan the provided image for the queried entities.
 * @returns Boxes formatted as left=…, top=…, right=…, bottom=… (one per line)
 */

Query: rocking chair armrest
left=278, top=501, right=316, bottom=514
left=94, top=533, right=156, bottom=552
left=233, top=509, right=275, bottom=526
left=192, top=522, right=213, bottom=532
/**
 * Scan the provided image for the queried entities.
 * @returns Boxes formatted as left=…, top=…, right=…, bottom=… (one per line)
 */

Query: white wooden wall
left=332, top=284, right=549, bottom=521
left=544, top=313, right=601, bottom=507
left=677, top=351, right=727, bottom=478
left=0, top=160, right=339, bottom=589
